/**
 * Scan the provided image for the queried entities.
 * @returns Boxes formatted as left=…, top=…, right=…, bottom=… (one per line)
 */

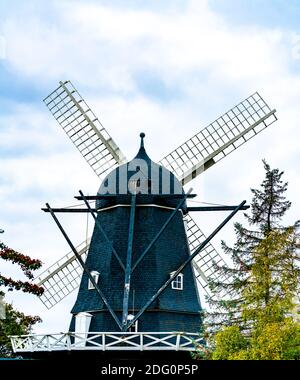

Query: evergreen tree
left=205, top=160, right=299, bottom=332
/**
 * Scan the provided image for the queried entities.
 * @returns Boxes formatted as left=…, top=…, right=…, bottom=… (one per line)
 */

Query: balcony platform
left=11, top=331, right=202, bottom=355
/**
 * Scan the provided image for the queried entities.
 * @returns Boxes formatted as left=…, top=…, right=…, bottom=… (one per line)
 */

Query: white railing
left=10, top=332, right=202, bottom=352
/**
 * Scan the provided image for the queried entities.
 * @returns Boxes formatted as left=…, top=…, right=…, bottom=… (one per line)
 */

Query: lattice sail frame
left=160, top=92, right=277, bottom=184
left=44, top=80, right=126, bottom=180
left=35, top=239, right=90, bottom=309
left=184, top=214, right=229, bottom=295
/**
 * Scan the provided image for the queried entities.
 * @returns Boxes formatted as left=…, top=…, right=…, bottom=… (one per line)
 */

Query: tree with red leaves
left=0, top=236, right=44, bottom=357
left=0, top=241, right=44, bottom=296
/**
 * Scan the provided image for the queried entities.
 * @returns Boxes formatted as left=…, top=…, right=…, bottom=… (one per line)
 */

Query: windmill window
left=127, top=314, right=138, bottom=332
left=170, top=272, right=184, bottom=290
left=88, top=271, right=100, bottom=290
left=129, top=179, right=141, bottom=193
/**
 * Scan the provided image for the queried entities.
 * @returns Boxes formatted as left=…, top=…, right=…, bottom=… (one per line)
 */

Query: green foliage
left=195, top=161, right=300, bottom=360
left=0, top=237, right=44, bottom=357
left=242, top=228, right=299, bottom=326
left=210, top=319, right=300, bottom=360
left=248, top=319, right=300, bottom=360
left=212, top=326, right=247, bottom=360
left=0, top=294, right=41, bottom=357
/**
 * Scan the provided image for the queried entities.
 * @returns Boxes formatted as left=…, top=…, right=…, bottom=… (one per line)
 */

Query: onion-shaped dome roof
left=97, top=133, right=186, bottom=211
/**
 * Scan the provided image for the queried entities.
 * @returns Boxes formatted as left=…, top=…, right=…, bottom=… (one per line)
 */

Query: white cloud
left=2, top=1, right=290, bottom=93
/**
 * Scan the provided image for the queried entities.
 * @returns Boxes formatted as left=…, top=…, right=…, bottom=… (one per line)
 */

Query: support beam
left=41, top=204, right=248, bottom=214
left=187, top=205, right=249, bottom=212
left=79, top=190, right=125, bottom=271
left=42, top=208, right=97, bottom=213
left=122, top=193, right=136, bottom=331
left=75, top=195, right=117, bottom=200
left=74, top=194, right=197, bottom=200
left=45, top=203, right=122, bottom=330
left=131, top=188, right=193, bottom=273
left=127, top=200, right=247, bottom=330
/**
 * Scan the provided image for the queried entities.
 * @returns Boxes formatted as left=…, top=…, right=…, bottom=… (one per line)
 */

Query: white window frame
left=88, top=271, right=100, bottom=290
left=170, top=272, right=184, bottom=290
left=127, top=314, right=138, bottom=332
left=129, top=178, right=141, bottom=194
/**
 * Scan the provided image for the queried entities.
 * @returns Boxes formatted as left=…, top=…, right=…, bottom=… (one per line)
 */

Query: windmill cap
left=97, top=133, right=185, bottom=204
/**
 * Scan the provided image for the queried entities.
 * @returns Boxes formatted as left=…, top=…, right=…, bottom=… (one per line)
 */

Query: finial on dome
left=140, top=132, right=145, bottom=148
left=134, top=132, right=149, bottom=160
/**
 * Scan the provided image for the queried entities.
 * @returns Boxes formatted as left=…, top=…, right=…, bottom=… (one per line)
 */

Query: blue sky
left=211, top=0, right=300, bottom=29
left=0, top=0, right=299, bottom=333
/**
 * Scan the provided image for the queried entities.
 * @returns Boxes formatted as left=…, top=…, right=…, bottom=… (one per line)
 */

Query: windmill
left=10, top=81, right=277, bottom=355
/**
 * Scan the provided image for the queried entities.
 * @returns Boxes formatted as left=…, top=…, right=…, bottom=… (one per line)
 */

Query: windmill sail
left=44, top=80, right=127, bottom=180
left=35, top=239, right=90, bottom=309
left=185, top=214, right=230, bottom=295
left=159, top=92, right=277, bottom=185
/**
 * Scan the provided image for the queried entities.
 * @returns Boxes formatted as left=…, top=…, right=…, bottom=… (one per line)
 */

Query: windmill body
left=70, top=137, right=202, bottom=335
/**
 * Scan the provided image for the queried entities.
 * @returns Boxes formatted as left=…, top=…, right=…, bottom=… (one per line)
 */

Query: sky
left=0, top=0, right=299, bottom=334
